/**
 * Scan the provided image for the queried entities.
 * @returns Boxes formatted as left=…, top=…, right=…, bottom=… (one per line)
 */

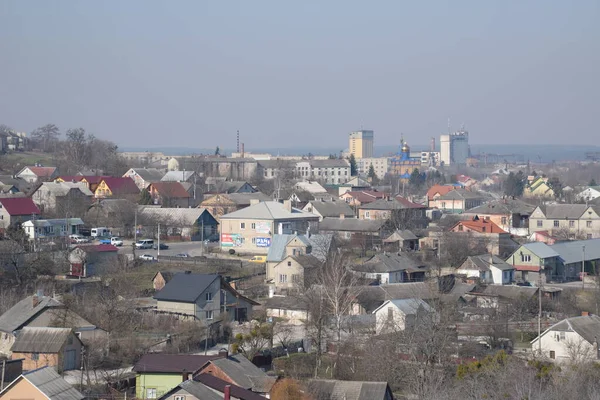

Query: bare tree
left=30, top=124, right=60, bottom=152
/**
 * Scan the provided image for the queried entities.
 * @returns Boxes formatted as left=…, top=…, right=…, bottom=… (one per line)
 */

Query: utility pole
left=157, top=223, right=161, bottom=258
left=538, top=260, right=542, bottom=355
left=134, top=207, right=138, bottom=243
left=582, top=245, right=586, bottom=290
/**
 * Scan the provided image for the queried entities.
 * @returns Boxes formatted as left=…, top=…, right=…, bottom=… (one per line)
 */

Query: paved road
left=117, top=240, right=218, bottom=258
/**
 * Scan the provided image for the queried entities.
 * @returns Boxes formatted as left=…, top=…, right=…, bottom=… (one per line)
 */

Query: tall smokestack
left=236, top=130, right=240, bottom=153
left=430, top=137, right=436, bottom=152
left=241, top=143, right=245, bottom=158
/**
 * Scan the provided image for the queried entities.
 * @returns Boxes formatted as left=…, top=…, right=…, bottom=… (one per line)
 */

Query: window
left=174, top=396, right=186, bottom=400
left=292, top=274, right=300, bottom=283
left=287, top=261, right=292, bottom=266
left=521, top=254, right=531, bottom=262
left=205, top=310, right=214, bottom=320
left=32, top=352, right=39, bottom=361
left=240, top=222, right=245, bottom=230
left=365, top=211, right=370, bottom=219
left=569, top=220, right=575, bottom=227
left=251, top=223, right=256, bottom=229
left=587, top=221, right=592, bottom=228
left=206, top=292, right=213, bottom=302
left=252, top=237, right=256, bottom=244
left=441, top=202, right=446, bottom=208
left=549, top=351, right=555, bottom=359
left=537, top=220, right=543, bottom=227
left=147, top=388, right=157, bottom=399
left=553, top=220, right=559, bottom=227
left=387, top=307, right=394, bottom=320
left=458, top=225, right=463, bottom=231
left=279, top=274, right=288, bottom=283
left=501, top=217, right=507, bottom=225
left=560, top=331, right=565, bottom=340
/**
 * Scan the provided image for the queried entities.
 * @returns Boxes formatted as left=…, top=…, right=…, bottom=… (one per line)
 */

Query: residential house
left=29, top=181, right=93, bottom=215
left=161, top=170, right=198, bottom=183
left=138, top=207, right=218, bottom=241
left=373, top=298, right=435, bottom=334
left=426, top=184, right=458, bottom=205
left=219, top=201, right=319, bottom=254
left=524, top=177, right=555, bottom=199
left=529, top=204, right=600, bottom=239
left=270, top=253, right=322, bottom=294
left=349, top=252, right=428, bottom=284
left=340, top=190, right=388, bottom=207
left=0, top=366, right=84, bottom=400
left=153, top=273, right=258, bottom=322
left=382, top=230, right=419, bottom=251
left=147, top=181, right=191, bottom=207
left=457, top=254, right=515, bottom=285
left=428, top=188, right=486, bottom=213
left=0, top=197, right=41, bottom=230
left=462, top=197, right=536, bottom=237
left=265, top=296, right=309, bottom=325
left=358, top=196, right=428, bottom=228
left=134, top=354, right=223, bottom=399
left=10, top=327, right=83, bottom=372
left=0, top=184, right=19, bottom=195
left=152, top=271, right=177, bottom=291
left=194, top=352, right=276, bottom=396
left=528, top=230, right=560, bottom=245
left=531, top=313, right=600, bottom=363
left=205, top=179, right=257, bottom=194
left=576, top=186, right=600, bottom=202
left=0, top=175, right=32, bottom=193
left=94, top=177, right=140, bottom=199
left=318, top=218, right=386, bottom=249
left=338, top=176, right=372, bottom=196
left=505, top=242, right=561, bottom=284
left=68, top=244, right=119, bottom=278
left=56, top=175, right=109, bottom=193
left=293, top=159, right=351, bottom=185
left=122, top=167, right=165, bottom=190
left=456, top=174, right=477, bottom=188
left=200, top=193, right=271, bottom=221
left=22, top=218, right=84, bottom=242
left=303, top=199, right=356, bottom=221
left=266, top=233, right=334, bottom=283
left=307, top=379, right=394, bottom=400
left=0, top=294, right=106, bottom=356
left=16, top=166, right=58, bottom=183
left=157, top=374, right=265, bottom=400
left=449, top=216, right=519, bottom=257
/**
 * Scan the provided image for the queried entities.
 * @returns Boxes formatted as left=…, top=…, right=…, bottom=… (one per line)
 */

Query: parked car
left=174, top=253, right=190, bottom=258
left=69, top=234, right=89, bottom=244
left=139, top=254, right=156, bottom=261
left=249, top=256, right=267, bottom=264
left=153, top=243, right=169, bottom=250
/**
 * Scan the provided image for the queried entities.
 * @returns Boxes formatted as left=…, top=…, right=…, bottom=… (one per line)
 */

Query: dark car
left=205, top=234, right=220, bottom=242
left=153, top=243, right=169, bottom=250
left=174, top=253, right=191, bottom=258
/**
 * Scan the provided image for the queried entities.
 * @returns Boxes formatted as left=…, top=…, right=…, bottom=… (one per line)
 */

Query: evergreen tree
left=409, top=168, right=423, bottom=189
left=349, top=154, right=358, bottom=176
left=504, top=171, right=526, bottom=197
left=590, top=178, right=597, bottom=187
left=139, top=188, right=153, bottom=205
left=215, top=146, right=220, bottom=156
left=367, top=164, right=379, bottom=185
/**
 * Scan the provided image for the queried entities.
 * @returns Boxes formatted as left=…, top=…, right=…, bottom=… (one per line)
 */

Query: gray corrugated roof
left=464, top=198, right=536, bottom=215
left=226, top=192, right=271, bottom=205
left=153, top=273, right=220, bottom=303
left=139, top=206, right=213, bottom=226
left=376, top=298, right=434, bottom=316
left=543, top=315, right=600, bottom=345
left=307, top=379, right=390, bottom=400
left=208, top=354, right=271, bottom=391
left=306, top=200, right=355, bottom=218
left=11, top=327, right=72, bottom=353
left=161, top=170, right=195, bottom=182
left=220, top=201, right=319, bottom=221
left=175, top=381, right=223, bottom=400
left=521, top=242, right=560, bottom=259
left=481, top=285, right=538, bottom=300
left=439, top=189, right=484, bottom=200
left=384, top=230, right=418, bottom=242
left=130, top=168, right=164, bottom=182
left=466, top=254, right=515, bottom=271
left=22, top=367, right=84, bottom=399
left=318, top=218, right=385, bottom=232
left=266, top=234, right=296, bottom=262
left=0, top=296, right=62, bottom=333
left=537, top=204, right=589, bottom=219
left=352, top=253, right=425, bottom=273
left=550, top=239, right=600, bottom=265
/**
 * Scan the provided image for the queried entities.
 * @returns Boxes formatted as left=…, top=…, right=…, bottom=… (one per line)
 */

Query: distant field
left=3, top=151, right=56, bottom=170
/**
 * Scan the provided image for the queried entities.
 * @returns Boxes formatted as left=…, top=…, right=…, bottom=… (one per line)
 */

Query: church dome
left=401, top=142, right=410, bottom=153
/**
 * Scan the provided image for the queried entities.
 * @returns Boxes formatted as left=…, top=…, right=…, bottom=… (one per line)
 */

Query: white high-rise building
left=440, top=130, right=469, bottom=166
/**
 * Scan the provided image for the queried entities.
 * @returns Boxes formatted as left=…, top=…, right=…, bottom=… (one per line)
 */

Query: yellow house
left=524, top=177, right=555, bottom=199
left=0, top=367, right=84, bottom=399
left=94, top=177, right=140, bottom=198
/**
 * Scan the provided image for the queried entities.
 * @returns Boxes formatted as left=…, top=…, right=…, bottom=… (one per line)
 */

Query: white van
left=91, top=227, right=110, bottom=237
left=135, top=239, right=154, bottom=249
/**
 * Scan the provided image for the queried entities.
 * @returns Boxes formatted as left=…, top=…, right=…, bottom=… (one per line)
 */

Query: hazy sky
left=1, top=1, right=598, bottom=150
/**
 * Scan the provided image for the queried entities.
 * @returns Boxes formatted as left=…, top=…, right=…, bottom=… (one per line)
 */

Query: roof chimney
left=32, top=295, right=40, bottom=308
left=224, top=385, right=231, bottom=400
left=339, top=213, right=345, bottom=219
left=218, top=348, right=229, bottom=358
left=283, top=199, right=292, bottom=212
left=582, top=311, right=590, bottom=317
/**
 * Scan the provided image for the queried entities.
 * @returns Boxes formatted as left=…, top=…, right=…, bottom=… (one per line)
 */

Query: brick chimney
left=250, top=198, right=261, bottom=205
left=582, top=311, right=590, bottom=317
left=32, top=295, right=39, bottom=308
left=283, top=200, right=292, bottom=213
left=218, top=348, right=228, bottom=358
left=339, top=213, right=345, bottom=219
left=182, top=369, right=189, bottom=381
left=224, top=385, right=231, bottom=400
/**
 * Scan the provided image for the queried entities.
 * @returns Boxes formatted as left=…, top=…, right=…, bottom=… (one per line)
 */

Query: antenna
left=447, top=117, right=451, bottom=133
left=236, top=130, right=240, bottom=153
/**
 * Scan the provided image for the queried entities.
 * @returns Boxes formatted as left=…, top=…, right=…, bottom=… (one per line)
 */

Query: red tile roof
left=0, top=198, right=41, bottom=216
left=82, top=176, right=110, bottom=185
left=150, top=182, right=191, bottom=198
left=395, top=196, right=426, bottom=209
left=452, top=218, right=507, bottom=234
left=426, top=184, right=457, bottom=200
left=27, top=166, right=57, bottom=177
left=513, top=265, right=540, bottom=272
left=99, top=177, right=140, bottom=195
left=343, top=190, right=387, bottom=204
left=75, top=244, right=119, bottom=253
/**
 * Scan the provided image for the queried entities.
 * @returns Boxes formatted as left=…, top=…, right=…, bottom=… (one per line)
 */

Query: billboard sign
left=255, top=222, right=271, bottom=234
left=255, top=237, right=271, bottom=247
left=221, top=233, right=243, bottom=247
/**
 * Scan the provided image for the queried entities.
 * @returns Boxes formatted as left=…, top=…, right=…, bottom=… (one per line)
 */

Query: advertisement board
left=221, top=233, right=243, bottom=247
left=255, top=222, right=271, bottom=234
left=255, top=237, right=271, bottom=247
